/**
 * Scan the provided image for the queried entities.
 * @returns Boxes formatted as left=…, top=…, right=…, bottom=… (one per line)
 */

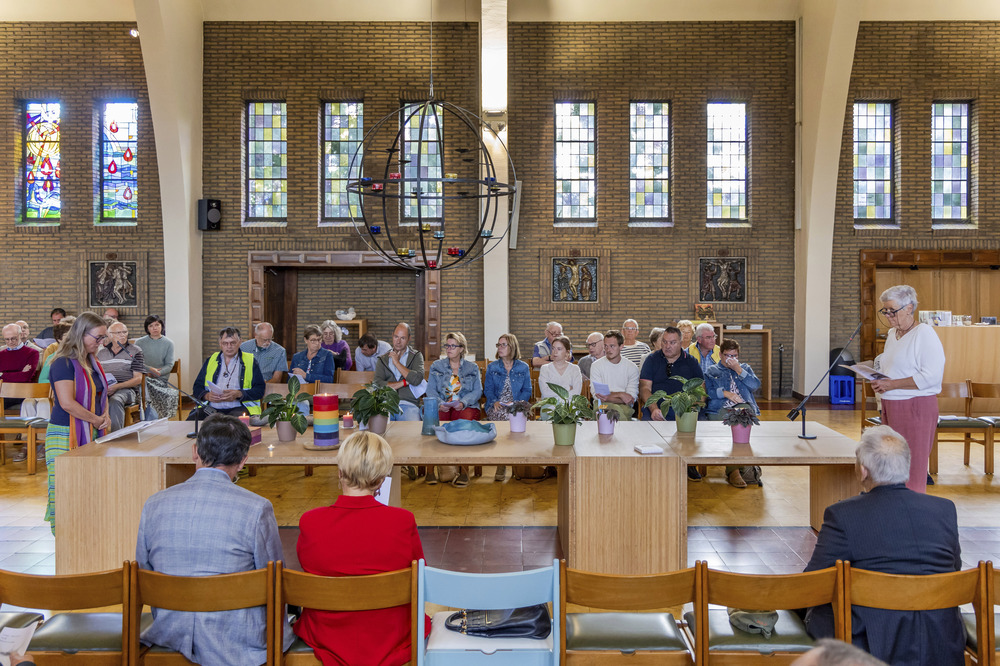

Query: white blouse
left=538, top=362, right=583, bottom=399
left=879, top=323, right=945, bottom=400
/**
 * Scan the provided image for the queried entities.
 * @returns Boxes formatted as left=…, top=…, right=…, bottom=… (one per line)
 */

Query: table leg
left=809, top=465, right=860, bottom=530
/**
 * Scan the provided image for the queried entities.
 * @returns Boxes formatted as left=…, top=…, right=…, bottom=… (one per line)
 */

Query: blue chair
left=417, top=559, right=560, bottom=665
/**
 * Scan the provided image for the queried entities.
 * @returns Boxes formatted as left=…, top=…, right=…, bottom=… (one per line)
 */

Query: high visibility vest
left=205, top=351, right=261, bottom=415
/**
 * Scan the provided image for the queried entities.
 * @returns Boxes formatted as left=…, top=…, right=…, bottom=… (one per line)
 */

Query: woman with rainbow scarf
left=44, top=312, right=110, bottom=534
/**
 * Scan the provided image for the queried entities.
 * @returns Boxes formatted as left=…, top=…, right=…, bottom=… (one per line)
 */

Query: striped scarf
left=69, top=355, right=109, bottom=448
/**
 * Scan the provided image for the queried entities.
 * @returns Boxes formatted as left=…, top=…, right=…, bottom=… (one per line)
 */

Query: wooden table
left=55, top=420, right=857, bottom=575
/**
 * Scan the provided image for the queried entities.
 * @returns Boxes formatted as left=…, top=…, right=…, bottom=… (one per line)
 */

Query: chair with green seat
left=129, top=562, right=276, bottom=665
left=933, top=381, right=992, bottom=476
left=0, top=563, right=131, bottom=664
left=684, top=561, right=845, bottom=664
left=559, top=559, right=699, bottom=664
left=844, top=561, right=990, bottom=666
left=0, top=381, right=52, bottom=476
left=966, top=382, right=999, bottom=475
left=959, top=560, right=996, bottom=666
left=273, top=560, right=419, bottom=665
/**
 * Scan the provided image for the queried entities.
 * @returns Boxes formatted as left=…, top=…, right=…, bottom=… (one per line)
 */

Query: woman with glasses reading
left=44, top=312, right=111, bottom=533
left=426, top=332, right=483, bottom=487
left=484, top=333, right=532, bottom=481
left=869, top=285, right=945, bottom=492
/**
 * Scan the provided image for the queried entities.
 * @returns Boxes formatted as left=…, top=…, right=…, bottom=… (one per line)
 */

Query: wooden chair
left=129, top=563, right=276, bottom=665
left=0, top=563, right=131, bottom=664
left=530, top=368, right=541, bottom=402
left=688, top=561, right=845, bottom=663
left=123, top=375, right=148, bottom=428
left=0, top=381, right=52, bottom=476
left=168, top=359, right=182, bottom=420
left=334, top=369, right=374, bottom=384
left=273, top=561, right=419, bottom=665
left=315, top=382, right=366, bottom=400
left=934, top=381, right=992, bottom=476
left=966, top=382, right=999, bottom=475
left=559, top=560, right=699, bottom=664
left=844, top=561, right=990, bottom=666
left=858, top=382, right=882, bottom=435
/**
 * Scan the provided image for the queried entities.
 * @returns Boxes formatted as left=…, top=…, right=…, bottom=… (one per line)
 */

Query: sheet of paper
left=409, top=379, right=428, bottom=399
left=94, top=418, right=169, bottom=444
left=591, top=381, right=611, bottom=397
left=0, top=620, right=42, bottom=665
left=839, top=364, right=888, bottom=381
left=206, top=379, right=222, bottom=394
left=104, top=372, right=119, bottom=386
left=440, top=400, right=462, bottom=409
left=375, top=475, right=392, bottom=506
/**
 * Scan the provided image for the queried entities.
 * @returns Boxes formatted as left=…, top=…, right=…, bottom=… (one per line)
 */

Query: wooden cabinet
left=335, top=318, right=367, bottom=345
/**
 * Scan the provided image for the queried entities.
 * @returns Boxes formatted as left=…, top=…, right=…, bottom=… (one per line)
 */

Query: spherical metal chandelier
left=347, top=100, right=517, bottom=271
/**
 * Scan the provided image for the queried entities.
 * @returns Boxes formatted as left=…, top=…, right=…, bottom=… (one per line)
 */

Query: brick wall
left=830, top=22, right=1000, bottom=352
left=0, top=22, right=164, bottom=335
left=201, top=22, right=481, bottom=356
left=508, top=22, right=796, bottom=392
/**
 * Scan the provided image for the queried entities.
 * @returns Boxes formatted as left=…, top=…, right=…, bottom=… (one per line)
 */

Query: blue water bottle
left=421, top=396, right=440, bottom=436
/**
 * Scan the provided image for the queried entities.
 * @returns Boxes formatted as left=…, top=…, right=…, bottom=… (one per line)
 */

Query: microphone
left=159, top=377, right=218, bottom=438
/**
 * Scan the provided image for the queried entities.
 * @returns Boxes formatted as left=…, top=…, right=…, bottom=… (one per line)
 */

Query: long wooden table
left=55, top=419, right=859, bottom=575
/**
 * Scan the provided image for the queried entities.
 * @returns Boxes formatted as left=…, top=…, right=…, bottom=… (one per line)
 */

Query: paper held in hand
left=0, top=619, right=42, bottom=666
left=839, top=363, right=888, bottom=381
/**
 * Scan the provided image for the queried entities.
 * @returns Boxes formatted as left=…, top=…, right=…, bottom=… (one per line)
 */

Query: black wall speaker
left=197, top=198, right=222, bottom=231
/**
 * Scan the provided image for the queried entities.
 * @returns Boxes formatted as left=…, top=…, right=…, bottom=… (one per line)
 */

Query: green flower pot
left=552, top=422, right=578, bottom=446
left=676, top=410, right=699, bottom=433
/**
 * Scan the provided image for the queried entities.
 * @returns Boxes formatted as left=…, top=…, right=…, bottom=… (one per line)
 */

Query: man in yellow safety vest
left=189, top=326, right=266, bottom=419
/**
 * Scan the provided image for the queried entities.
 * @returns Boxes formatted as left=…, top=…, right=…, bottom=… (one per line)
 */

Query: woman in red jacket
left=293, top=431, right=429, bottom=665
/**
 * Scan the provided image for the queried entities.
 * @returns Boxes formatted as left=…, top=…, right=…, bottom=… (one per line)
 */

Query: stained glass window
left=706, top=102, right=746, bottom=220
left=555, top=101, right=596, bottom=222
left=853, top=102, right=893, bottom=220
left=629, top=101, right=669, bottom=224
left=246, top=101, right=287, bottom=224
left=322, top=101, right=363, bottom=225
left=100, top=101, right=138, bottom=224
left=401, top=102, right=443, bottom=221
left=23, top=101, right=61, bottom=224
left=931, top=102, right=968, bottom=221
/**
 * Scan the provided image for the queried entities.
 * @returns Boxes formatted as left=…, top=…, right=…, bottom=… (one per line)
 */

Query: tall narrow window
left=322, top=101, right=363, bottom=225
left=931, top=102, right=968, bottom=221
left=629, top=101, right=670, bottom=225
left=100, top=101, right=138, bottom=224
left=555, top=101, right=596, bottom=223
left=853, top=102, right=893, bottom=221
left=246, top=101, right=287, bottom=224
left=706, top=102, right=746, bottom=221
left=401, top=103, right=443, bottom=222
left=23, top=101, right=61, bottom=224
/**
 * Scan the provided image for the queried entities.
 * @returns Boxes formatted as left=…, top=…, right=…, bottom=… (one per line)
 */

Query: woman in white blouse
left=538, top=336, right=582, bottom=399
left=869, top=285, right=945, bottom=493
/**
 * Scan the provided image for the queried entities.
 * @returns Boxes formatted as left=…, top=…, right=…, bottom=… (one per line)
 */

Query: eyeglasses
left=722, top=353, right=739, bottom=359
left=495, top=342, right=509, bottom=348
left=111, top=330, right=129, bottom=336
left=86, top=332, right=104, bottom=342
left=587, top=341, right=602, bottom=347
left=878, top=306, right=906, bottom=317
left=443, top=343, right=462, bottom=350
left=306, top=337, right=322, bottom=343
left=2, top=336, right=20, bottom=344
left=623, top=326, right=638, bottom=331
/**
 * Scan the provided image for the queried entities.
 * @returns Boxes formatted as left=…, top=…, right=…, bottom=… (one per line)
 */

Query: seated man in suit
left=136, top=413, right=293, bottom=665
left=803, top=425, right=964, bottom=666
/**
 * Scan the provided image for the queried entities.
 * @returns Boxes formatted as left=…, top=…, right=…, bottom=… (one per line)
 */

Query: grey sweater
left=134, top=335, right=175, bottom=375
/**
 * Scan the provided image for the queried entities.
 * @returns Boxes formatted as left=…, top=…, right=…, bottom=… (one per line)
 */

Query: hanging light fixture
left=346, top=4, right=516, bottom=272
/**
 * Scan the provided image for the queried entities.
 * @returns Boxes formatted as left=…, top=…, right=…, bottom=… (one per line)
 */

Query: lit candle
left=239, top=413, right=250, bottom=427
left=343, top=412, right=354, bottom=428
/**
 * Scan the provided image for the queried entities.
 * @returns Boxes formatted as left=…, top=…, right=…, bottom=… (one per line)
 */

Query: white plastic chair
left=417, top=558, right=560, bottom=665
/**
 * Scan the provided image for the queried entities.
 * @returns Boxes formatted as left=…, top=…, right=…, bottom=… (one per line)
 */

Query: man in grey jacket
left=373, top=322, right=425, bottom=421
left=136, top=414, right=293, bottom=665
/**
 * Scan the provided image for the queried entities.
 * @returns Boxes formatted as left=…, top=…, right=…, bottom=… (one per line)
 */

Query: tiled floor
left=2, top=402, right=1000, bottom=576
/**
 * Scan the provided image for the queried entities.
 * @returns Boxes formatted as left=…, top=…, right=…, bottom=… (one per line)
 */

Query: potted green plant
left=506, top=400, right=532, bottom=433
left=350, top=382, right=402, bottom=435
left=595, top=401, right=632, bottom=435
left=260, top=375, right=312, bottom=442
left=644, top=376, right=708, bottom=433
left=532, top=383, right=595, bottom=446
left=721, top=403, right=761, bottom=444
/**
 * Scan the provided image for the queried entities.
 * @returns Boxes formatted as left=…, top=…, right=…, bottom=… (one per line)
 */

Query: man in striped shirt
left=620, top=319, right=650, bottom=368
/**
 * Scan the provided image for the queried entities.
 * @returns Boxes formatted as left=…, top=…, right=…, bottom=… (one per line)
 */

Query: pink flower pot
left=731, top=424, right=752, bottom=444
left=509, top=412, right=527, bottom=433
left=597, top=413, right=615, bottom=435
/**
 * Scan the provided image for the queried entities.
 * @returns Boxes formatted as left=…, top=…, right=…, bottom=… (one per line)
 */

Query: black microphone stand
left=787, top=321, right=863, bottom=440
left=159, top=377, right=217, bottom=438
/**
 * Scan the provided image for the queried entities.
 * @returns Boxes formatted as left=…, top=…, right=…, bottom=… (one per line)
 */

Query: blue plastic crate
left=829, top=375, right=855, bottom=404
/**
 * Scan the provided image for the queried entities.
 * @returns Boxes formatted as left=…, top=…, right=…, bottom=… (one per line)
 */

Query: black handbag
left=444, top=604, right=552, bottom=639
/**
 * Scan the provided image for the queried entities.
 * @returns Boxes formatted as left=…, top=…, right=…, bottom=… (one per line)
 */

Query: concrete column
left=793, top=0, right=860, bottom=396
left=480, top=0, right=511, bottom=358
left=133, top=0, right=203, bottom=388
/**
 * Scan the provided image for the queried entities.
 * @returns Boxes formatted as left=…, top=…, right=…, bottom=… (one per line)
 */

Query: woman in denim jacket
left=484, top=333, right=531, bottom=481
left=426, top=332, right=483, bottom=487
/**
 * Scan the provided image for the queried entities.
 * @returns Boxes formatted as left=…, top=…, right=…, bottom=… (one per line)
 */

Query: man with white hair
left=688, top=322, right=720, bottom=375
left=620, top=319, right=650, bottom=368
left=577, top=332, right=605, bottom=379
left=802, top=425, right=964, bottom=665
left=239, top=322, right=287, bottom=383
left=97, top=320, right=148, bottom=431
left=533, top=321, right=575, bottom=367
left=15, top=320, right=43, bottom=353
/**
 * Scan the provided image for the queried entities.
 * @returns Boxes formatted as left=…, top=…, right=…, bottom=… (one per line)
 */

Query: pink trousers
left=881, top=394, right=938, bottom=493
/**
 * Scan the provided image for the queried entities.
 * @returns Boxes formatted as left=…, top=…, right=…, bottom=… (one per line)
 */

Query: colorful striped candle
left=312, top=394, right=339, bottom=447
